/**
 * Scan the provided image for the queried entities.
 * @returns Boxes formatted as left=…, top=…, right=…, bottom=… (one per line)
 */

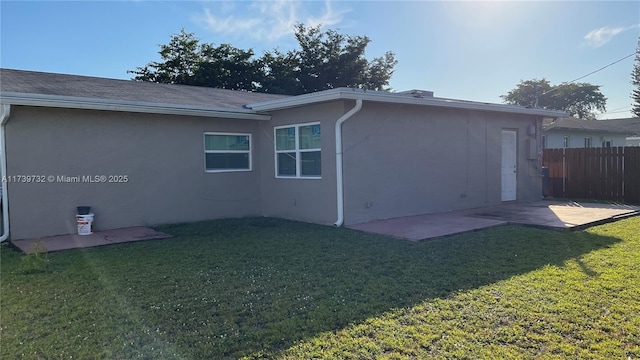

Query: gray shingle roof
left=600, top=117, right=640, bottom=136
left=0, top=68, right=288, bottom=109
left=543, top=117, right=636, bottom=135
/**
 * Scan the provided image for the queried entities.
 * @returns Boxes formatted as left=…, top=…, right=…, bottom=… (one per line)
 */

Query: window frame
left=584, top=137, right=592, bottom=148
left=203, top=132, right=252, bottom=173
left=274, top=122, right=322, bottom=179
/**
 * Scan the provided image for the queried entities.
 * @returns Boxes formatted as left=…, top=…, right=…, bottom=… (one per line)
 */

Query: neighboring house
left=0, top=68, right=565, bottom=240
left=601, top=117, right=640, bottom=147
left=542, top=117, right=634, bottom=149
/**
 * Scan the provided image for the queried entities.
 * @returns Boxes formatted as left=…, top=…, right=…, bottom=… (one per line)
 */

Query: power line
left=539, top=52, right=636, bottom=97
left=564, top=52, right=636, bottom=84
left=600, top=109, right=632, bottom=115
left=607, top=105, right=631, bottom=112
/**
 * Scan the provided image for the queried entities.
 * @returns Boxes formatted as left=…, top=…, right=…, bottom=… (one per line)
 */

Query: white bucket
left=76, top=213, right=94, bottom=235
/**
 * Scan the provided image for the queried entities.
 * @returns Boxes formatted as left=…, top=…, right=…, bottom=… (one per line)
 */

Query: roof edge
left=247, top=87, right=567, bottom=118
left=0, top=92, right=271, bottom=121
left=543, top=117, right=637, bottom=135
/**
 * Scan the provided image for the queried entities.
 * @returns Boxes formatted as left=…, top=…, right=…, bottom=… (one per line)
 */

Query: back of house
left=0, top=68, right=565, bottom=241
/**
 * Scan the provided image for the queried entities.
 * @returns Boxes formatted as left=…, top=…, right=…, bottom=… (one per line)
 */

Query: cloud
left=584, top=24, right=639, bottom=48
left=194, top=0, right=347, bottom=42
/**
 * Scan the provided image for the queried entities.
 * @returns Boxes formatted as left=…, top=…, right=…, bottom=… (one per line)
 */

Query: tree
left=129, top=28, right=201, bottom=84
left=631, top=38, right=640, bottom=117
left=257, top=49, right=301, bottom=95
left=193, top=43, right=260, bottom=91
left=129, top=29, right=261, bottom=91
left=129, top=24, right=397, bottom=95
left=279, top=24, right=397, bottom=94
left=501, top=79, right=607, bottom=119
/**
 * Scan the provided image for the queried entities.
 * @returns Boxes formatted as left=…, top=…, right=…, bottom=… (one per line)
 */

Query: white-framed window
left=204, top=132, right=251, bottom=172
left=563, top=136, right=570, bottom=148
left=584, top=137, right=592, bottom=148
left=274, top=122, right=321, bottom=178
left=542, top=135, right=547, bottom=149
left=602, top=140, right=612, bottom=148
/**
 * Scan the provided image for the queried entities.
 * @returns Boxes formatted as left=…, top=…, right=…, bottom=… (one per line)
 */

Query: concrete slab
left=348, top=201, right=640, bottom=241
left=348, top=213, right=507, bottom=241
left=467, top=201, right=640, bottom=229
left=11, top=226, right=173, bottom=253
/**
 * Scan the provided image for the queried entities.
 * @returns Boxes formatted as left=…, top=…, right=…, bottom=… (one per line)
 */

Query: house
left=601, top=117, right=640, bottom=147
left=542, top=117, right=635, bottom=149
left=0, top=69, right=565, bottom=241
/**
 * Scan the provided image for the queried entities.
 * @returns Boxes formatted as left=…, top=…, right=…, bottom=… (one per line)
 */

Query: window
left=584, top=137, right=592, bottom=148
left=204, top=133, right=251, bottom=172
left=602, top=140, right=612, bottom=148
left=275, top=123, right=321, bottom=178
left=542, top=135, right=547, bottom=149
left=563, top=136, right=570, bottom=148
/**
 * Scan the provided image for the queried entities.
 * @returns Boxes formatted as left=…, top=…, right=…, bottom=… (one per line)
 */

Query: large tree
left=129, top=24, right=397, bottom=95
left=631, top=38, right=640, bottom=117
left=282, top=24, right=396, bottom=94
left=501, top=79, right=607, bottom=119
left=129, top=29, right=260, bottom=91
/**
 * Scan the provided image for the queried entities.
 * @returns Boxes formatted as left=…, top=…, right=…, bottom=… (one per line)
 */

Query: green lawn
left=1, top=216, right=639, bottom=359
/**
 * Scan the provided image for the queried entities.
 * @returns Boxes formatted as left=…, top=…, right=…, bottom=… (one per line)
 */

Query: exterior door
left=501, top=130, right=517, bottom=201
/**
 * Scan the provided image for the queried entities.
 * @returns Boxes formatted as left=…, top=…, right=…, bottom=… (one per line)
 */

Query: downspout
left=334, top=99, right=363, bottom=226
left=0, top=104, right=10, bottom=242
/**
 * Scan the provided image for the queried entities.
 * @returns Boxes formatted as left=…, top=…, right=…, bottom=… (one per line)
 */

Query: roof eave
left=0, top=92, right=271, bottom=121
left=544, top=127, right=635, bottom=135
left=247, top=88, right=567, bottom=118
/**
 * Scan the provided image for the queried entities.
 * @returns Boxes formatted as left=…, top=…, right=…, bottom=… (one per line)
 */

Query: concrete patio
left=12, top=226, right=173, bottom=253
left=347, top=201, right=640, bottom=241
left=9, top=201, right=640, bottom=252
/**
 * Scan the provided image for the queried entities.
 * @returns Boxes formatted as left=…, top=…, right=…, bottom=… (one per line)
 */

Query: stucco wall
left=341, top=103, right=542, bottom=225
left=258, top=101, right=346, bottom=225
left=4, top=101, right=547, bottom=239
left=544, top=131, right=628, bottom=149
left=5, top=106, right=262, bottom=240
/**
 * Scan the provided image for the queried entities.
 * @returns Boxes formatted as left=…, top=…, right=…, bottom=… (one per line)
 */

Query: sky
left=1, top=1, right=639, bottom=119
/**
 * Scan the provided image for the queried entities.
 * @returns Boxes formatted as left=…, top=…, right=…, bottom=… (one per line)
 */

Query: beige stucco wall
left=341, top=103, right=543, bottom=225
left=258, top=101, right=347, bottom=225
left=4, top=101, right=545, bottom=239
left=5, top=106, right=262, bottom=240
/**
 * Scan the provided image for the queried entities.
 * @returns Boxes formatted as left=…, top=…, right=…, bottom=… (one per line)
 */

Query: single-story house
left=0, top=68, right=565, bottom=241
left=600, top=117, right=640, bottom=147
left=542, top=117, right=635, bottom=149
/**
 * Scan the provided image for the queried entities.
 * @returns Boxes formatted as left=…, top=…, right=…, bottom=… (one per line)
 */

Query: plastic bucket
left=76, top=213, right=94, bottom=235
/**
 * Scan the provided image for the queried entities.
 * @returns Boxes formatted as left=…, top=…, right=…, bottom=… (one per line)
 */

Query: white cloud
left=194, top=0, right=347, bottom=42
left=584, top=24, right=639, bottom=48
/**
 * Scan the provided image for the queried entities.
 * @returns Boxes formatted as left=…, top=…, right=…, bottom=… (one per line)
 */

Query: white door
left=501, top=130, right=517, bottom=201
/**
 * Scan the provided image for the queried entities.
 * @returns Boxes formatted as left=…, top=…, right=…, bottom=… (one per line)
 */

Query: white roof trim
left=0, top=92, right=271, bottom=121
left=247, top=88, right=568, bottom=118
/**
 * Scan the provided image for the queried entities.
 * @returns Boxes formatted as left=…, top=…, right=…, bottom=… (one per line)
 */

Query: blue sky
left=1, top=1, right=638, bottom=119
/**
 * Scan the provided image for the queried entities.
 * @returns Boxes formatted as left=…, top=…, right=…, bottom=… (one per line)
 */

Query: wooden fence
left=542, top=147, right=640, bottom=204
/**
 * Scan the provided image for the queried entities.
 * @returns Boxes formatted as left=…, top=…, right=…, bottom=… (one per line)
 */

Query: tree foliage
left=129, top=25, right=397, bottom=95
left=631, top=38, right=640, bottom=118
left=501, top=79, right=607, bottom=119
left=129, top=29, right=259, bottom=91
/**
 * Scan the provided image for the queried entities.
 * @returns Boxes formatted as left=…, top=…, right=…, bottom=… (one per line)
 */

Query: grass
left=1, top=216, right=639, bottom=359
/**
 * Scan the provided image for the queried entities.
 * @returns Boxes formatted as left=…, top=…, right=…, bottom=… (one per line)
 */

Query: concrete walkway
left=347, top=201, right=640, bottom=241
left=12, top=226, right=173, bottom=253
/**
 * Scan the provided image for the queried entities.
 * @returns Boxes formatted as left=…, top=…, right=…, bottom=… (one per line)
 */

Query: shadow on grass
left=1, top=217, right=622, bottom=359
